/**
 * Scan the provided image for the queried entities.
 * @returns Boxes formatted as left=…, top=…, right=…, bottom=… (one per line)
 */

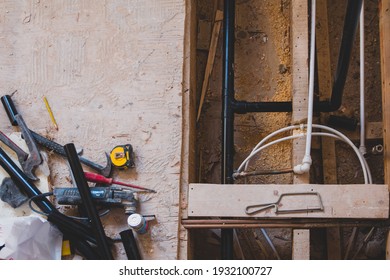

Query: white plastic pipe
left=237, top=124, right=371, bottom=184
left=294, top=0, right=316, bottom=174
left=359, top=0, right=366, bottom=156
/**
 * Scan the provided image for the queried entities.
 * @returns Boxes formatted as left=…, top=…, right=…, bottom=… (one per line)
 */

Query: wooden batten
left=188, top=183, right=389, bottom=219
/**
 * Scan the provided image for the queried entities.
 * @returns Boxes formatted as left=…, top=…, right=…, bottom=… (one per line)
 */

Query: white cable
left=294, top=0, right=317, bottom=174
left=237, top=124, right=371, bottom=184
left=359, top=1, right=366, bottom=156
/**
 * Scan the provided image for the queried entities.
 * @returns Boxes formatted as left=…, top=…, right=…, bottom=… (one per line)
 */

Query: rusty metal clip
left=245, top=192, right=324, bottom=215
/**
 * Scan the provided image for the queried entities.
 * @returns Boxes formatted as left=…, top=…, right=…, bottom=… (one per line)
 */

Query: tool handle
left=31, top=131, right=108, bottom=174
left=84, top=171, right=113, bottom=185
left=0, top=131, right=28, bottom=160
left=84, top=171, right=156, bottom=193
left=30, top=130, right=66, bottom=156
left=245, top=203, right=276, bottom=215
left=1, top=95, right=19, bottom=126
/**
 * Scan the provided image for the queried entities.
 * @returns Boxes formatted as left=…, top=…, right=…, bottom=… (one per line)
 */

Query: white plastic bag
left=0, top=215, right=63, bottom=260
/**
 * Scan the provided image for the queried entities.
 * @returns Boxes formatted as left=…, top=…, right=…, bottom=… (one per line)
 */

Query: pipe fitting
left=371, top=144, right=384, bottom=155
left=293, top=155, right=312, bottom=174
left=359, top=146, right=367, bottom=156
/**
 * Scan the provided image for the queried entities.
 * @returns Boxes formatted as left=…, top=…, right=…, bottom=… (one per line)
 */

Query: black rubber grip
left=30, top=130, right=66, bottom=156
left=1, top=95, right=19, bottom=126
left=30, top=130, right=106, bottom=174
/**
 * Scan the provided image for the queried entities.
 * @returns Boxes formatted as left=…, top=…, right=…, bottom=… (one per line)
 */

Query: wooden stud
left=179, top=0, right=197, bottom=260
left=291, top=0, right=310, bottom=259
left=380, top=0, right=390, bottom=260
left=380, top=0, right=390, bottom=186
left=292, top=230, right=310, bottom=260
left=316, top=0, right=341, bottom=259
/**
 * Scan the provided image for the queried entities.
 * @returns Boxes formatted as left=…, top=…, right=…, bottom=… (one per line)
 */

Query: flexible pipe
left=238, top=133, right=340, bottom=174
left=359, top=1, right=366, bottom=156
left=237, top=125, right=371, bottom=184
left=243, top=125, right=298, bottom=171
left=294, top=0, right=316, bottom=174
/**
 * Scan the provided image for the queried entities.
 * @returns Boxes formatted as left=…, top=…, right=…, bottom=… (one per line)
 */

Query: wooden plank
left=179, top=0, right=197, bottom=260
left=380, top=0, right=390, bottom=187
left=380, top=0, right=390, bottom=260
left=292, top=230, right=310, bottom=260
left=326, top=227, right=342, bottom=259
left=197, top=20, right=212, bottom=51
left=316, top=0, right=341, bottom=260
left=291, top=0, right=310, bottom=260
left=387, top=231, right=390, bottom=259
left=196, top=10, right=223, bottom=122
left=291, top=0, right=309, bottom=185
left=188, top=183, right=389, bottom=218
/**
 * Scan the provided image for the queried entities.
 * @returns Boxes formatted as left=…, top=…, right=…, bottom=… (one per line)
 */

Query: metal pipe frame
left=219, top=0, right=363, bottom=259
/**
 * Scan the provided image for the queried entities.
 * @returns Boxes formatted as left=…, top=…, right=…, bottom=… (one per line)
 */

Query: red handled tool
left=84, top=171, right=156, bottom=193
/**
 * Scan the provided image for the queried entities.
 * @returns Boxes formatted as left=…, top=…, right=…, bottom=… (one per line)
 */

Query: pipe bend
left=293, top=155, right=312, bottom=174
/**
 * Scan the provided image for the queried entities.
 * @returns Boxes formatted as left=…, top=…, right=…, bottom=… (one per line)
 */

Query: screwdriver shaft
left=84, top=171, right=156, bottom=193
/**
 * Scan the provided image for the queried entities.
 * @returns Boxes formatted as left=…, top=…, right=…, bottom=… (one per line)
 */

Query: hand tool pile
left=0, top=95, right=154, bottom=260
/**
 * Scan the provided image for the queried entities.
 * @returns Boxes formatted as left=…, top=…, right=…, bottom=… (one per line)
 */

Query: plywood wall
left=0, top=0, right=187, bottom=260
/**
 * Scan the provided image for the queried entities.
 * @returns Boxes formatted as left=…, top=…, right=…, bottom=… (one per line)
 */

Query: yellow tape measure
left=109, top=144, right=135, bottom=169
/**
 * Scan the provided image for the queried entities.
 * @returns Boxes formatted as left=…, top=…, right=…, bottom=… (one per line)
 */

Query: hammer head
left=21, top=160, right=40, bottom=181
left=101, top=153, right=112, bottom=177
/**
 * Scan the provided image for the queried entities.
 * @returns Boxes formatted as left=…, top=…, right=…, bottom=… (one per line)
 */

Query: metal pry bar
left=245, top=192, right=324, bottom=215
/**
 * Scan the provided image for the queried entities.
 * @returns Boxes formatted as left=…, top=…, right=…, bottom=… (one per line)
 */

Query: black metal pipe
left=221, top=0, right=236, bottom=260
left=327, top=0, right=363, bottom=112
left=120, top=229, right=141, bottom=260
left=227, top=0, right=362, bottom=115
left=47, top=210, right=97, bottom=245
left=233, top=100, right=292, bottom=113
left=64, top=143, right=113, bottom=260
left=222, top=0, right=235, bottom=186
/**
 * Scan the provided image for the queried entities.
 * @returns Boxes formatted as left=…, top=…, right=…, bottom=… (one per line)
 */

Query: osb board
left=188, top=184, right=389, bottom=218
left=0, top=0, right=186, bottom=260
